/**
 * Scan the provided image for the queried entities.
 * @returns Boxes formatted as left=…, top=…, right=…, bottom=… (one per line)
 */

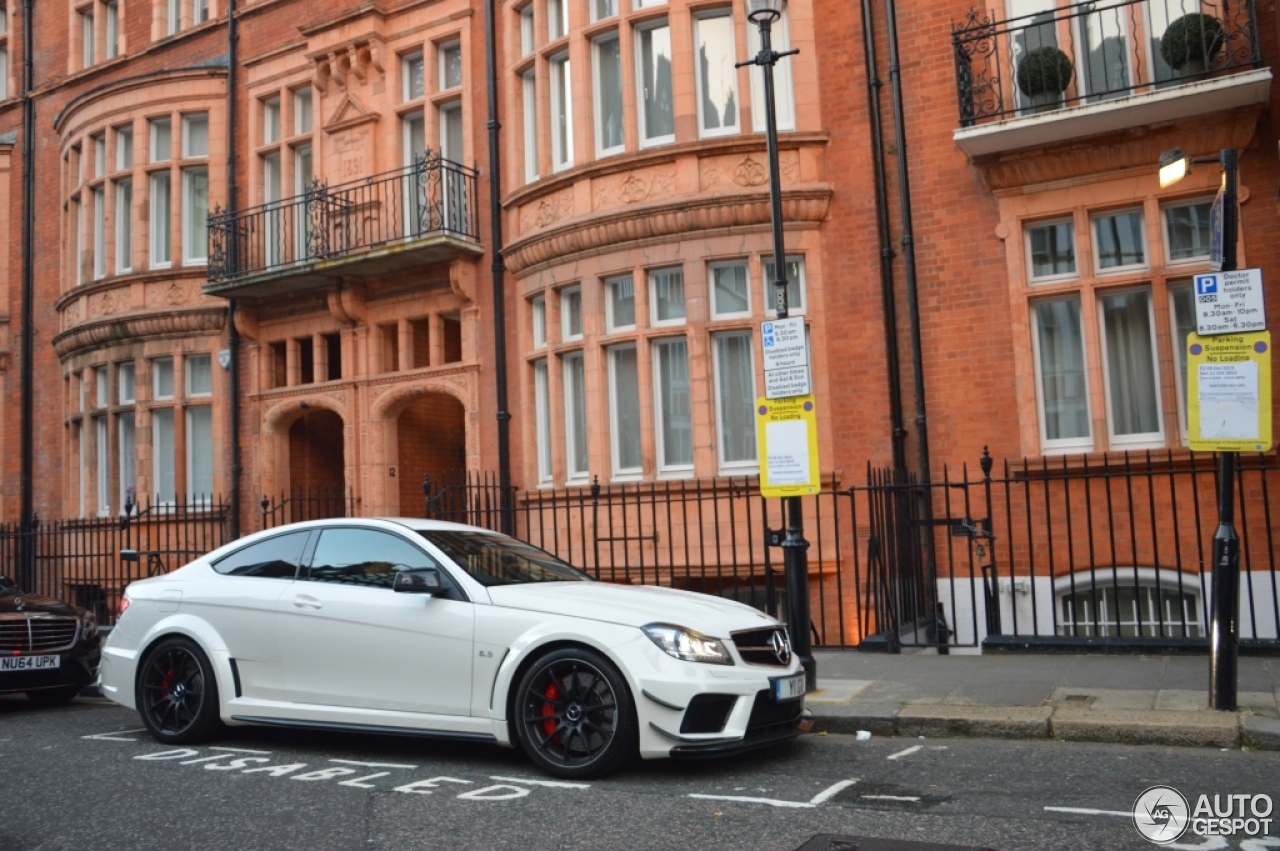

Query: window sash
left=520, top=6, right=535, bottom=55
left=548, top=0, right=568, bottom=40
left=294, top=90, right=313, bottom=134
left=608, top=345, right=643, bottom=475
left=694, top=13, right=739, bottom=137
left=118, top=411, right=136, bottom=511
left=118, top=362, right=136, bottom=403
left=153, top=357, right=174, bottom=399
left=533, top=360, right=552, bottom=484
left=762, top=256, right=806, bottom=315
left=1032, top=297, right=1092, bottom=451
left=606, top=275, right=635, bottom=330
left=149, top=171, right=171, bottom=267
left=561, top=287, right=582, bottom=339
left=1093, top=209, right=1147, bottom=271
left=186, top=405, right=213, bottom=503
left=593, top=34, right=624, bottom=156
left=403, top=53, right=425, bottom=101
left=263, top=98, right=281, bottom=144
left=1098, top=287, right=1163, bottom=445
left=649, top=267, right=685, bottom=324
left=522, top=71, right=539, bottom=182
left=532, top=295, right=546, bottom=347
left=105, top=2, right=118, bottom=59
left=636, top=21, right=674, bottom=145
left=1169, top=284, right=1195, bottom=441
left=82, top=10, right=94, bottom=67
left=711, top=261, right=750, bottom=317
left=653, top=338, right=693, bottom=471
left=1026, top=219, right=1077, bottom=281
left=713, top=331, right=758, bottom=467
left=550, top=53, right=573, bottom=170
left=150, top=119, right=171, bottom=162
left=183, top=167, right=208, bottom=263
left=92, top=187, right=105, bottom=280
left=96, top=417, right=110, bottom=515
left=183, top=114, right=209, bottom=158
left=152, top=408, right=175, bottom=505
left=440, top=43, right=463, bottom=90
left=747, top=0, right=795, bottom=131
left=115, top=179, right=132, bottom=273
left=592, top=0, right=617, bottom=20
left=563, top=352, right=588, bottom=479
left=1164, top=201, right=1213, bottom=262
left=186, top=354, right=212, bottom=396
left=116, top=128, right=133, bottom=170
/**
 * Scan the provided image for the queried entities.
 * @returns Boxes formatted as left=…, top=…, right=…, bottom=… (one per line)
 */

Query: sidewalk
left=806, top=649, right=1280, bottom=750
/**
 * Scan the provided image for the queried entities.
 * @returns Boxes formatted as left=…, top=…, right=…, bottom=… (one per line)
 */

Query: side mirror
left=120, top=549, right=140, bottom=564
left=393, top=567, right=444, bottom=596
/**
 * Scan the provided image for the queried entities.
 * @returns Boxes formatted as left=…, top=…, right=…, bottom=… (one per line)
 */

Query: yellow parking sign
left=756, top=395, right=821, bottom=497
left=1187, top=331, right=1272, bottom=452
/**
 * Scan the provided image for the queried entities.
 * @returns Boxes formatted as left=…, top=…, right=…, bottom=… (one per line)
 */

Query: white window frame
left=533, top=360, right=552, bottom=485
left=563, top=351, right=589, bottom=482
left=439, top=40, right=462, bottom=91
left=550, top=52, right=573, bottom=171
left=166, top=0, right=179, bottom=36
left=94, top=135, right=107, bottom=178
left=262, top=97, right=281, bottom=144
left=115, top=178, right=132, bottom=273
left=635, top=19, right=675, bottom=148
left=74, top=199, right=85, bottom=286
left=82, top=9, right=94, bottom=68
left=522, top=70, right=539, bottom=183
left=1097, top=286, right=1164, bottom=449
left=531, top=295, right=546, bottom=348
left=293, top=88, right=313, bottom=135
left=149, top=118, right=171, bottom=162
left=652, top=337, right=694, bottom=475
left=762, top=255, right=807, bottom=316
left=1091, top=207, right=1148, bottom=274
left=403, top=51, right=425, bottom=102
left=118, top=361, right=136, bottom=403
left=547, top=0, right=568, bottom=40
left=193, top=0, right=209, bottom=25
left=1168, top=282, right=1195, bottom=444
left=1162, top=197, right=1215, bottom=265
left=105, top=1, right=118, bottom=59
left=1024, top=217, right=1078, bottom=283
left=592, top=32, right=625, bottom=158
left=182, top=166, right=208, bottom=264
left=118, top=410, right=136, bottom=512
left=116, top=126, right=133, bottom=170
left=185, top=354, right=212, bottom=397
left=1030, top=295, right=1093, bottom=454
left=605, top=274, right=636, bottom=332
left=153, top=357, right=174, bottom=400
left=693, top=11, right=740, bottom=139
left=519, top=5, right=535, bottom=56
left=710, top=259, right=751, bottom=318
left=591, top=0, right=617, bottom=21
left=96, top=368, right=108, bottom=408
left=92, top=187, right=106, bottom=280
left=560, top=285, right=582, bottom=341
left=185, top=405, right=213, bottom=505
left=747, top=0, right=795, bottom=132
left=648, top=266, right=685, bottom=326
left=96, top=416, right=110, bottom=516
left=607, top=343, right=643, bottom=479
left=182, top=113, right=209, bottom=158
left=712, top=330, right=759, bottom=470
left=152, top=407, right=175, bottom=507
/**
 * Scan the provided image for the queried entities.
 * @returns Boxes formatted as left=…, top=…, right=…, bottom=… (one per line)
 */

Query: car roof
left=254, top=517, right=501, bottom=535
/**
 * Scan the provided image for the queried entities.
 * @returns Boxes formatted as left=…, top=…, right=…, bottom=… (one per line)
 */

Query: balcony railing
left=952, top=0, right=1261, bottom=127
left=208, top=151, right=479, bottom=284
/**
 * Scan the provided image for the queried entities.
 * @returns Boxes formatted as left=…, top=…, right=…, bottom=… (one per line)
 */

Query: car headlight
left=80, top=613, right=99, bottom=640
left=641, top=623, right=734, bottom=665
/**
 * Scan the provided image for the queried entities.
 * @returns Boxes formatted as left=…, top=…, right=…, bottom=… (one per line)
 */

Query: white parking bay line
left=863, top=795, right=921, bottom=802
left=1044, top=806, right=1133, bottom=817
left=886, top=745, right=923, bottom=761
left=489, top=776, right=590, bottom=789
left=329, top=759, right=418, bottom=769
left=809, top=780, right=857, bottom=805
left=82, top=729, right=147, bottom=741
left=211, top=746, right=273, bottom=754
left=688, top=794, right=815, bottom=809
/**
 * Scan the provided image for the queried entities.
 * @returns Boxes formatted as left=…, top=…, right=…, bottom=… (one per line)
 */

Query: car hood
left=486, top=582, right=778, bottom=635
left=0, top=590, right=82, bottom=617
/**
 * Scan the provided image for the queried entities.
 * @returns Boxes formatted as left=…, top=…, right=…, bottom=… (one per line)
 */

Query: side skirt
left=230, top=715, right=499, bottom=743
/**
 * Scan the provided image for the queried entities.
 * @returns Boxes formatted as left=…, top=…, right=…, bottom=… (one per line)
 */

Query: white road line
left=329, top=759, right=417, bottom=769
left=863, top=795, right=921, bottom=802
left=886, top=745, right=923, bottom=761
left=211, top=746, right=273, bottom=754
left=82, top=729, right=146, bottom=741
left=809, top=780, right=857, bottom=805
left=687, top=794, right=815, bottom=809
left=1044, top=806, right=1133, bottom=817
left=489, top=775, right=590, bottom=789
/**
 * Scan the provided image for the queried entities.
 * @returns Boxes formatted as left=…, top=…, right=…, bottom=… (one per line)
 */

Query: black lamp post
left=738, top=2, right=814, bottom=690
left=1159, top=146, right=1240, bottom=712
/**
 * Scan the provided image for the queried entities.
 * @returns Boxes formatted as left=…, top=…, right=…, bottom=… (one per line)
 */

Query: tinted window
left=213, top=531, right=308, bottom=578
left=418, top=531, right=588, bottom=587
left=307, top=528, right=439, bottom=589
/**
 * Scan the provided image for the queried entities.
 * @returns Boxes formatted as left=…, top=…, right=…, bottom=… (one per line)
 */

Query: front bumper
left=0, top=645, right=101, bottom=695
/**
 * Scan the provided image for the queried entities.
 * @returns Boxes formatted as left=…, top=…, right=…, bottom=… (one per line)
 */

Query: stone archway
left=287, top=409, right=347, bottom=518
left=395, top=393, right=466, bottom=516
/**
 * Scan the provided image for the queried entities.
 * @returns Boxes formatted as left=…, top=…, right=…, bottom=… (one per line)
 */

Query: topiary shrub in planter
left=1160, top=13, right=1225, bottom=74
left=1016, top=46, right=1074, bottom=110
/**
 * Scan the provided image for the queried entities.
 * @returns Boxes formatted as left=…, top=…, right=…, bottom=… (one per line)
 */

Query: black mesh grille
left=747, top=689, right=804, bottom=731
left=0, top=616, right=79, bottom=653
left=732, top=627, right=790, bottom=667
left=680, top=694, right=738, bottom=734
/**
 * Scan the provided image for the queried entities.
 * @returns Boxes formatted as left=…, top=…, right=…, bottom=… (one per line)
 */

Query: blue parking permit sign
left=1195, top=275, right=1218, bottom=296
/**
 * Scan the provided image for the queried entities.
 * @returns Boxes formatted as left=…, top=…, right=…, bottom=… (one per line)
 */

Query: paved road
left=2, top=695, right=1277, bottom=851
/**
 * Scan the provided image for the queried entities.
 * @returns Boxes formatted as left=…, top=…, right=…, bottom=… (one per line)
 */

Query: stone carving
left=145, top=281, right=190, bottom=308
left=63, top=299, right=83, bottom=327
left=314, top=41, right=385, bottom=97
left=702, top=152, right=801, bottom=190
left=94, top=289, right=129, bottom=316
left=592, top=168, right=676, bottom=211
left=519, top=189, right=574, bottom=232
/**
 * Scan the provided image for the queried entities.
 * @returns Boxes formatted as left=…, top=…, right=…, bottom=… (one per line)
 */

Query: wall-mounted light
left=1158, top=147, right=1192, bottom=188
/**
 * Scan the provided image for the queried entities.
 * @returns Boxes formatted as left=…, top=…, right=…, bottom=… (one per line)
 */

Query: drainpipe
left=226, top=0, right=241, bottom=538
left=18, top=0, right=35, bottom=587
left=859, top=0, right=906, bottom=473
left=483, top=0, right=513, bottom=535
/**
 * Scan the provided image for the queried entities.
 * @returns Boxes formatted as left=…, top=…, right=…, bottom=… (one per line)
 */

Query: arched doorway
left=395, top=393, right=466, bottom=516
left=287, top=409, right=347, bottom=519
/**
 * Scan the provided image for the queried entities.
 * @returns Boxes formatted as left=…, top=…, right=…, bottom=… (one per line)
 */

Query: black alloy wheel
left=136, top=637, right=222, bottom=744
left=513, top=647, right=637, bottom=779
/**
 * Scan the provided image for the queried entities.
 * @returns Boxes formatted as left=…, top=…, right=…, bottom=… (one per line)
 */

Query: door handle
left=292, top=596, right=322, bottom=610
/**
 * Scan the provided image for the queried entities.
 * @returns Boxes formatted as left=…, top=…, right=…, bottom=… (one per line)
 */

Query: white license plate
left=0, top=655, right=61, bottom=672
left=772, top=673, right=806, bottom=701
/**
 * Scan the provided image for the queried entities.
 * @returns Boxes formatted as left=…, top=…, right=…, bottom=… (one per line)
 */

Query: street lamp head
left=747, top=0, right=783, bottom=25
left=1158, top=147, right=1191, bottom=188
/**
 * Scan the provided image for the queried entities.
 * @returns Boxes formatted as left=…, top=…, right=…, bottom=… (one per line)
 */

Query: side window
left=306, top=528, right=439, bottom=588
left=213, top=531, right=309, bottom=578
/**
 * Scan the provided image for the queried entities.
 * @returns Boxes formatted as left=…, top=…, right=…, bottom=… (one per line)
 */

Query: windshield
left=418, top=530, right=589, bottom=587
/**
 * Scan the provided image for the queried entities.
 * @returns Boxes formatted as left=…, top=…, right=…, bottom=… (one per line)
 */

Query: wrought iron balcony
left=207, top=152, right=480, bottom=296
left=952, top=0, right=1262, bottom=128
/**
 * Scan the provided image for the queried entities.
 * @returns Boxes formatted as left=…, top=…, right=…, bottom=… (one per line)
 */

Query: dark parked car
left=0, top=575, right=101, bottom=705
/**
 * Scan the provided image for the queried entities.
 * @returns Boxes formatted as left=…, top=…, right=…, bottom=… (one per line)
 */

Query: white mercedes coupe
left=100, top=518, right=809, bottom=778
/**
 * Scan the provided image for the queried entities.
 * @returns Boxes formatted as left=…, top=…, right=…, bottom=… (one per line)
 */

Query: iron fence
left=208, top=151, right=479, bottom=283
left=0, top=496, right=232, bottom=625
left=260, top=487, right=358, bottom=530
left=952, top=0, right=1261, bottom=126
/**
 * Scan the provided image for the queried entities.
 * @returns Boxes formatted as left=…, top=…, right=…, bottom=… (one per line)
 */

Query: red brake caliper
left=161, top=668, right=173, bottom=699
left=540, top=681, right=560, bottom=740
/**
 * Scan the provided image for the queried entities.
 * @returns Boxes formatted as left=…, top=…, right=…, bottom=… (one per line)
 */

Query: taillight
left=117, top=595, right=131, bottom=619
